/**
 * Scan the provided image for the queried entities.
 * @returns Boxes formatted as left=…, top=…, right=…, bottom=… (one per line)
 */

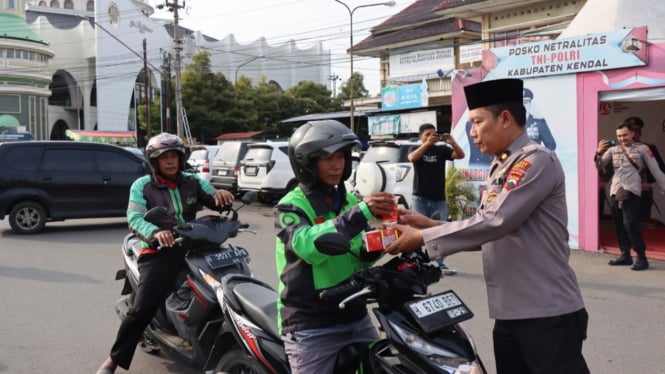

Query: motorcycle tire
left=216, top=348, right=263, bottom=374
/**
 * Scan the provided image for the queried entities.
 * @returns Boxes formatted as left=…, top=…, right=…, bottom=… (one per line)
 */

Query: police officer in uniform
left=386, top=78, right=589, bottom=374
left=524, top=88, right=556, bottom=151
left=595, top=122, right=665, bottom=271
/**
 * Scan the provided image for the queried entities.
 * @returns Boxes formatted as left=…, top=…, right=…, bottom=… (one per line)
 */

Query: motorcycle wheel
left=216, top=348, right=263, bottom=374
left=139, top=331, right=161, bottom=354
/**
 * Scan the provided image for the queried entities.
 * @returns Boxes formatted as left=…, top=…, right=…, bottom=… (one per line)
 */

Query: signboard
left=399, top=111, right=437, bottom=134
left=368, top=115, right=400, bottom=135
left=368, top=110, right=437, bottom=135
left=389, top=47, right=454, bottom=80
left=381, top=81, right=428, bottom=111
left=459, top=43, right=483, bottom=64
left=484, top=26, right=648, bottom=79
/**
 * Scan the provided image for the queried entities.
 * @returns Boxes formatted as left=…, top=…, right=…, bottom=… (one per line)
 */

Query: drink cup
left=381, top=195, right=399, bottom=225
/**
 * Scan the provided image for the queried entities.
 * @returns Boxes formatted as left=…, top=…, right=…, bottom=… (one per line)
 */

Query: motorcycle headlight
left=388, top=320, right=484, bottom=374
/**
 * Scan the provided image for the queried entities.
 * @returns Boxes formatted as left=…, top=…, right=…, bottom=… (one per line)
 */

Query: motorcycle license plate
left=205, top=248, right=249, bottom=269
left=405, top=290, right=473, bottom=334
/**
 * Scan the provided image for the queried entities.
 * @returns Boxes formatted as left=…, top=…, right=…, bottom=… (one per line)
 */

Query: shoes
left=608, top=253, right=633, bottom=266
left=439, top=264, right=457, bottom=276
left=96, top=366, right=115, bottom=374
left=631, top=257, right=649, bottom=271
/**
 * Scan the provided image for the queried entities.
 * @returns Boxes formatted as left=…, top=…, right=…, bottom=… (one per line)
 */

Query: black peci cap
left=624, top=116, right=644, bottom=130
left=464, top=78, right=524, bottom=110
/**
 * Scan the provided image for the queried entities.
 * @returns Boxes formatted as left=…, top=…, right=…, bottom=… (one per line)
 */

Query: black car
left=209, top=141, right=252, bottom=193
left=0, top=141, right=151, bottom=234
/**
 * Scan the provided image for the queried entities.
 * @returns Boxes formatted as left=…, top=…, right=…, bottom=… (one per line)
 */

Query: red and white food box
left=363, top=227, right=400, bottom=252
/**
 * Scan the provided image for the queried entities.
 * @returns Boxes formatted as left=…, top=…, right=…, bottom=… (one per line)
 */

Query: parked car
left=187, top=145, right=219, bottom=182
left=0, top=141, right=151, bottom=234
left=353, top=140, right=421, bottom=208
left=237, top=141, right=298, bottom=203
left=209, top=141, right=253, bottom=193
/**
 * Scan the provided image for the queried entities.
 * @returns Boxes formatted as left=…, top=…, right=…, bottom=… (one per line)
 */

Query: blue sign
left=381, top=82, right=427, bottom=110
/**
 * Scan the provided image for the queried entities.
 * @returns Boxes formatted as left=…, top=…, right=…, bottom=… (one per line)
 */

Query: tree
left=181, top=51, right=235, bottom=143
left=338, top=71, right=369, bottom=101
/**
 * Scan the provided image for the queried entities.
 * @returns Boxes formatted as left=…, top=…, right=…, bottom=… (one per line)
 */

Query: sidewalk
left=429, top=249, right=664, bottom=374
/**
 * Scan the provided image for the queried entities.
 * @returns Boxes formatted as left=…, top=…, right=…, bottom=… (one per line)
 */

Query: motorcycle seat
left=123, top=233, right=143, bottom=258
left=232, top=283, right=280, bottom=340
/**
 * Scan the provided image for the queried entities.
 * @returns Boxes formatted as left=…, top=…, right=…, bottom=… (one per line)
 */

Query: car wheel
left=355, top=162, right=387, bottom=197
left=9, top=201, right=47, bottom=234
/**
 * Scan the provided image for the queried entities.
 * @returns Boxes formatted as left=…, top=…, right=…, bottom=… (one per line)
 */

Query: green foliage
left=174, top=51, right=344, bottom=144
left=445, top=166, right=477, bottom=221
left=338, top=71, right=369, bottom=100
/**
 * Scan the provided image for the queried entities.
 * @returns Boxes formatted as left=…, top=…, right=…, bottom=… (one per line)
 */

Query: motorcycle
left=210, top=232, right=486, bottom=374
left=113, top=191, right=257, bottom=371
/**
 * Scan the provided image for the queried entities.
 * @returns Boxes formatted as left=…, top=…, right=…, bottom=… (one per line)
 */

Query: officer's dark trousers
left=493, top=308, right=589, bottom=374
left=110, top=251, right=185, bottom=369
left=610, top=192, right=646, bottom=255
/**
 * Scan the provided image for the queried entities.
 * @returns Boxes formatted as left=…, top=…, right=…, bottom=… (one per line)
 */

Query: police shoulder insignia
left=504, top=160, right=532, bottom=191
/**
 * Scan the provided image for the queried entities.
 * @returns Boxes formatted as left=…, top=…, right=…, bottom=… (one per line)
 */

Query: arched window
left=64, top=0, right=73, bottom=9
left=86, top=0, right=94, bottom=11
left=50, top=0, right=59, bottom=8
left=39, top=1, right=47, bottom=6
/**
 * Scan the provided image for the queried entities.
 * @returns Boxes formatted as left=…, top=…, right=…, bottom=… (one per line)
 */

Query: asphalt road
left=1, top=202, right=664, bottom=373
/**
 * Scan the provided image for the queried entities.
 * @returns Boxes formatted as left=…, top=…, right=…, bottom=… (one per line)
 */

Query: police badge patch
left=504, top=160, right=532, bottom=191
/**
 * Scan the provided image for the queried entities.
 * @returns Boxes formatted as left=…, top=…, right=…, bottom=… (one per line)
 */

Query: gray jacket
left=422, top=133, right=584, bottom=320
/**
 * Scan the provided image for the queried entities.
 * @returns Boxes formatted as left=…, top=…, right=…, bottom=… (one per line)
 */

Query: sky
left=149, top=0, right=413, bottom=96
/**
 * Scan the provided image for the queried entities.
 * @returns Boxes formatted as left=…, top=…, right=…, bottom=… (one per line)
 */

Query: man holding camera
left=408, top=123, right=465, bottom=275
left=595, top=122, right=665, bottom=271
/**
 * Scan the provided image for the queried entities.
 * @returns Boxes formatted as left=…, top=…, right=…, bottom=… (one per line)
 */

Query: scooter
left=113, top=192, right=257, bottom=371
left=208, top=233, right=486, bottom=374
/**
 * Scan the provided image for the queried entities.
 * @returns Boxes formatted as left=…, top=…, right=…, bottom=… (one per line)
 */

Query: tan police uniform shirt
left=596, top=142, right=665, bottom=196
left=422, top=133, right=584, bottom=320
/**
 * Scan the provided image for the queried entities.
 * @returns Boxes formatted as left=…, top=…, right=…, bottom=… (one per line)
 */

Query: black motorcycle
left=113, top=192, right=256, bottom=371
left=212, top=233, right=486, bottom=374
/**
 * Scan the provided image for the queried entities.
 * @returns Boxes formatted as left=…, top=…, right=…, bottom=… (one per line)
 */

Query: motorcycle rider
left=96, top=133, right=234, bottom=374
left=274, top=120, right=396, bottom=374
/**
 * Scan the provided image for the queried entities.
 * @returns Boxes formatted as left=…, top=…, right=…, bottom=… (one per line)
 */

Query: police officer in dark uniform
left=524, top=88, right=556, bottom=151
left=387, top=78, right=589, bottom=374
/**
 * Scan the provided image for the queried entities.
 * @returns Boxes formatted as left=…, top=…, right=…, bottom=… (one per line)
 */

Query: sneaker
left=439, top=263, right=457, bottom=276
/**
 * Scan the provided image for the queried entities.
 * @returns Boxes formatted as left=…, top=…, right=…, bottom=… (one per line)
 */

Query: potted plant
left=445, top=166, right=477, bottom=221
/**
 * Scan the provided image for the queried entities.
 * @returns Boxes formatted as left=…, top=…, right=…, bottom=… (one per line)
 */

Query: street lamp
left=334, top=0, right=395, bottom=134
left=235, top=55, right=264, bottom=99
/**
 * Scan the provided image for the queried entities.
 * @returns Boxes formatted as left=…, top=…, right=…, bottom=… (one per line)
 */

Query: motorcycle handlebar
left=319, top=278, right=363, bottom=301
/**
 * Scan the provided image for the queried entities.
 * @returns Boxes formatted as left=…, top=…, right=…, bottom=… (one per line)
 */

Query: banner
left=66, top=129, right=137, bottom=146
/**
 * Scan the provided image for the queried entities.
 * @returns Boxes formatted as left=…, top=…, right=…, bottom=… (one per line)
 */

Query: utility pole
left=329, top=73, right=340, bottom=97
left=158, top=0, right=185, bottom=138
left=161, top=50, right=172, bottom=134
left=143, top=39, right=151, bottom=140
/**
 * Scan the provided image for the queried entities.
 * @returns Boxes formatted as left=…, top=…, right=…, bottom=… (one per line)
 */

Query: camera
left=437, top=133, right=450, bottom=141
left=608, top=140, right=617, bottom=146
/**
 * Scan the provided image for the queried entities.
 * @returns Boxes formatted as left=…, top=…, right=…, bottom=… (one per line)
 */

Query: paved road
left=1, top=202, right=664, bottom=373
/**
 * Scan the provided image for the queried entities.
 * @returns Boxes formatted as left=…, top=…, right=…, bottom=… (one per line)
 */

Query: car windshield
left=189, top=149, right=208, bottom=160
left=361, top=144, right=401, bottom=163
left=244, top=146, right=273, bottom=161
left=215, top=142, right=242, bottom=161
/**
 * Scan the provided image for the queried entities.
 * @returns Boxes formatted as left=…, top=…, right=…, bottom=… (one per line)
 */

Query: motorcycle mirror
left=144, top=206, right=168, bottom=224
left=314, top=233, right=350, bottom=256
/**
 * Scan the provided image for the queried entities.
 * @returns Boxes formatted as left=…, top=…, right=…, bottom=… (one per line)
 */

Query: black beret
left=464, top=78, right=524, bottom=110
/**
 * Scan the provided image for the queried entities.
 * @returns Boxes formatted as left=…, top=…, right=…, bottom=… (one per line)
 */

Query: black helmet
left=145, top=133, right=186, bottom=172
left=288, top=120, right=360, bottom=186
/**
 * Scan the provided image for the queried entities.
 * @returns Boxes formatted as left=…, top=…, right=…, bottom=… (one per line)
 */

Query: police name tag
left=405, top=290, right=473, bottom=334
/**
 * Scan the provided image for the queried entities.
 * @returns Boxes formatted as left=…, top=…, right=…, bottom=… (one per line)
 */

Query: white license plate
left=409, top=292, right=463, bottom=319
left=245, top=166, right=258, bottom=176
